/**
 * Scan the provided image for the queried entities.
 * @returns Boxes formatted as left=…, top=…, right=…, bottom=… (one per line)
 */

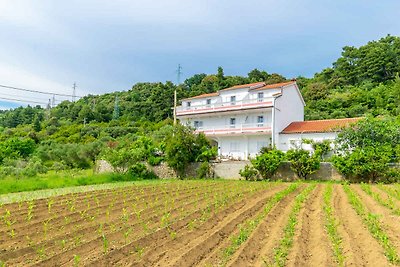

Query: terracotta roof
left=181, top=81, right=296, bottom=101
left=220, top=82, right=266, bottom=91
left=183, top=92, right=219, bottom=100
left=281, top=117, right=363, bottom=134
left=251, top=81, right=295, bottom=91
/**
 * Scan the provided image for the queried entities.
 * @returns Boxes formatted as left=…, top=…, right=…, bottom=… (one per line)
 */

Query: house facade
left=176, top=81, right=360, bottom=160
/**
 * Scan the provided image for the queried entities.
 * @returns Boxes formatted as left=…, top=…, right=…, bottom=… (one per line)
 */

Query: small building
left=176, top=81, right=360, bottom=159
left=279, top=117, right=362, bottom=151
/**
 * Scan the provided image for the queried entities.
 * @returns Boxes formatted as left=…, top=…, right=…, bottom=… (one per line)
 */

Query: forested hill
left=1, top=35, right=400, bottom=129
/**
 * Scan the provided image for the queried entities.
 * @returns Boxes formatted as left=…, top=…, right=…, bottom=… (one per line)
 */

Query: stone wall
left=94, top=159, right=344, bottom=181
left=271, top=161, right=343, bottom=181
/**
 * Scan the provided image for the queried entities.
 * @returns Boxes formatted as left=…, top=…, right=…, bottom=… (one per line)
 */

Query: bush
left=332, top=146, right=392, bottom=182
left=251, top=148, right=285, bottom=180
left=128, top=163, right=158, bottom=180
left=239, top=164, right=259, bottom=181
left=286, top=148, right=320, bottom=179
left=197, top=162, right=214, bottom=179
left=148, top=156, right=163, bottom=166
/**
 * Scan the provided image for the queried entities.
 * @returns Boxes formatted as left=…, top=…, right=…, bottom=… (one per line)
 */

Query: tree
left=286, top=148, right=320, bottom=179
left=164, top=125, right=212, bottom=178
left=251, top=148, right=285, bottom=180
left=332, top=117, right=400, bottom=182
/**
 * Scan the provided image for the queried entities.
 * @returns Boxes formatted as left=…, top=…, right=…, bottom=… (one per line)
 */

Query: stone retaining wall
left=94, top=160, right=344, bottom=181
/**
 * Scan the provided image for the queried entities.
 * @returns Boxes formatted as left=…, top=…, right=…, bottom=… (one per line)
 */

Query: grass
left=0, top=169, right=151, bottom=195
left=269, top=184, right=316, bottom=267
left=323, top=184, right=345, bottom=266
left=343, top=184, right=400, bottom=264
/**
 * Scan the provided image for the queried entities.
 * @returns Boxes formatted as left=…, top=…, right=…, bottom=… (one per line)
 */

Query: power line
left=0, top=96, right=48, bottom=105
left=0, top=84, right=83, bottom=98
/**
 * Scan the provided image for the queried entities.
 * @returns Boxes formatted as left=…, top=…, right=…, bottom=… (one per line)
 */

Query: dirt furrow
left=3, top=185, right=232, bottom=266
left=33, top=184, right=264, bottom=266
left=332, top=184, right=391, bottom=266
left=138, top=185, right=287, bottom=267
left=285, top=184, right=335, bottom=267
left=351, top=185, right=400, bottom=254
left=0, top=183, right=221, bottom=251
left=225, top=187, right=303, bottom=267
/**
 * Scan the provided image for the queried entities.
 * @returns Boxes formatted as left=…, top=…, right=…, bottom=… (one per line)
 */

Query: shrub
left=239, top=165, right=259, bottom=181
left=148, top=156, right=163, bottom=166
left=251, top=149, right=285, bottom=180
left=332, top=146, right=392, bottom=182
left=197, top=162, right=214, bottom=179
left=128, top=163, right=158, bottom=180
left=286, top=148, right=320, bottom=179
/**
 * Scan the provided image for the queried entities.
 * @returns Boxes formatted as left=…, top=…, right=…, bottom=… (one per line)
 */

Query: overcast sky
left=1, top=0, right=400, bottom=109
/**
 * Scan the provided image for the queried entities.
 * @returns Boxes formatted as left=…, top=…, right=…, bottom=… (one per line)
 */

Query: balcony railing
left=176, top=97, right=273, bottom=116
left=194, top=123, right=272, bottom=135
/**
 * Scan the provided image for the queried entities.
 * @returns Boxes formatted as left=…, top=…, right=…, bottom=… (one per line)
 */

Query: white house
left=176, top=81, right=360, bottom=159
left=279, top=117, right=362, bottom=151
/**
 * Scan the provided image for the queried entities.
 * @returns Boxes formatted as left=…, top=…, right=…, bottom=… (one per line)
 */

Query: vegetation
left=251, top=147, right=285, bottom=180
left=286, top=148, right=320, bottom=179
left=323, top=185, right=345, bottom=266
left=332, top=117, right=400, bottom=182
left=0, top=35, right=400, bottom=186
left=343, top=184, right=400, bottom=264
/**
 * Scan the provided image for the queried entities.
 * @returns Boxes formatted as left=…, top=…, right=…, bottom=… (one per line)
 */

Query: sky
left=1, top=0, right=400, bottom=109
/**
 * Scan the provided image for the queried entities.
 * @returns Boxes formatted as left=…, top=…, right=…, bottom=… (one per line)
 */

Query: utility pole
left=113, top=95, right=119, bottom=120
left=51, top=94, right=56, bottom=108
left=72, top=82, right=77, bottom=102
left=174, top=64, right=182, bottom=126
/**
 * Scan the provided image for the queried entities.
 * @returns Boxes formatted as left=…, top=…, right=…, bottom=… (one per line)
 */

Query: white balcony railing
left=194, top=123, right=272, bottom=135
left=176, top=97, right=273, bottom=115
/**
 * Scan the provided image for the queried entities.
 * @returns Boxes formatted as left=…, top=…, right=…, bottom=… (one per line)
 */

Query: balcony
left=194, top=123, right=272, bottom=136
left=176, top=98, right=273, bottom=116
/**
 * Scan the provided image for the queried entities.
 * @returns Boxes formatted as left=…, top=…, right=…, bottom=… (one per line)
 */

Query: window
left=230, top=142, right=240, bottom=152
left=230, top=96, right=236, bottom=105
left=257, top=116, right=264, bottom=127
left=206, top=99, right=211, bottom=106
left=257, top=92, right=264, bottom=102
left=230, top=118, right=236, bottom=128
left=194, top=121, right=203, bottom=129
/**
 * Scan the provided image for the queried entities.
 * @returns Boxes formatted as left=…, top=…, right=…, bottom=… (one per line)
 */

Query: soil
left=286, top=184, right=335, bottom=267
left=332, top=184, right=392, bottom=266
left=1, top=182, right=399, bottom=267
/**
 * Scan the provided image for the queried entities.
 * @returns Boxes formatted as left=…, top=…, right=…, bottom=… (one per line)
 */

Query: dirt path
left=224, top=186, right=304, bottom=267
left=332, top=184, right=392, bottom=266
left=351, top=185, right=400, bottom=255
left=286, top=184, right=335, bottom=267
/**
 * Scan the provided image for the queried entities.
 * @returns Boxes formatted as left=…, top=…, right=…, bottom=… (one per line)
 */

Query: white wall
left=278, top=132, right=338, bottom=152
left=214, top=135, right=272, bottom=160
left=274, top=84, right=305, bottom=148
left=181, top=110, right=272, bottom=130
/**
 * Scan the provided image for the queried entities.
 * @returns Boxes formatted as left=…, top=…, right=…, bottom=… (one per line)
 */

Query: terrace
left=176, top=97, right=274, bottom=116
left=194, top=122, right=272, bottom=136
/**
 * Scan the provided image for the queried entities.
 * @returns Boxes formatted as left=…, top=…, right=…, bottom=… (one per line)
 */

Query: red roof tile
left=183, top=92, right=219, bottom=100
left=281, top=117, right=363, bottom=134
left=251, top=81, right=295, bottom=91
left=181, top=81, right=297, bottom=101
left=220, top=81, right=266, bottom=91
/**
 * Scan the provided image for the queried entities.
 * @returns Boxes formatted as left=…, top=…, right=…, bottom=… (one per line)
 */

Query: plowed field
left=1, top=181, right=400, bottom=266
